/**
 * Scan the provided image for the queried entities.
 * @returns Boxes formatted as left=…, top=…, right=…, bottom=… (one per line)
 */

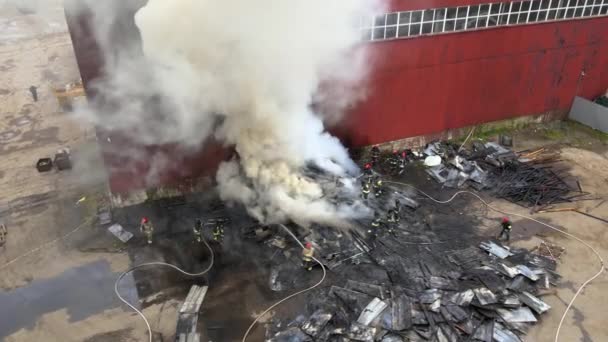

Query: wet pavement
left=0, top=259, right=124, bottom=338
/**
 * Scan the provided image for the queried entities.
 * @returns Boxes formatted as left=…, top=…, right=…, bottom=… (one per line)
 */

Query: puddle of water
left=0, top=259, right=132, bottom=338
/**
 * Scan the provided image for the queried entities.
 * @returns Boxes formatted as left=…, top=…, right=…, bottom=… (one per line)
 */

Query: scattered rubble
left=108, top=224, right=133, bottom=243
left=533, top=240, right=566, bottom=262
left=422, top=141, right=589, bottom=210
left=266, top=195, right=559, bottom=342
left=97, top=207, right=113, bottom=225
left=176, top=285, right=208, bottom=342
left=261, top=143, right=569, bottom=341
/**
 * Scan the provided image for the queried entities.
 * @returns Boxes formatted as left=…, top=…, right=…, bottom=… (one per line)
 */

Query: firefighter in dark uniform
left=213, top=218, right=225, bottom=243
left=193, top=218, right=203, bottom=243
left=302, top=242, right=315, bottom=271
left=387, top=200, right=401, bottom=224
left=498, top=217, right=512, bottom=241
left=368, top=212, right=384, bottom=237
left=371, top=146, right=380, bottom=165
left=386, top=200, right=401, bottom=234
left=373, top=176, right=383, bottom=197
left=389, top=150, right=399, bottom=170
left=140, top=217, right=154, bottom=244
left=361, top=180, right=371, bottom=200
left=398, top=151, right=407, bottom=175
left=363, top=163, right=374, bottom=185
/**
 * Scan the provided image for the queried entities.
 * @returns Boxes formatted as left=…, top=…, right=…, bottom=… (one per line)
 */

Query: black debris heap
left=423, top=141, right=588, bottom=210
left=265, top=195, right=558, bottom=342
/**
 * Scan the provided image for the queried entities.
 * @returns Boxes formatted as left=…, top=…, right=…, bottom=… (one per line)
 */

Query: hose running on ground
left=241, top=224, right=327, bottom=342
left=0, top=217, right=94, bottom=271
left=386, top=181, right=605, bottom=342
left=458, top=126, right=476, bottom=152
left=114, top=237, right=215, bottom=342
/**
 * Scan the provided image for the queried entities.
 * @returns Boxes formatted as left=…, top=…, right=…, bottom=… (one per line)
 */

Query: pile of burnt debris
left=254, top=140, right=571, bottom=341
left=421, top=141, right=589, bottom=210
left=264, top=200, right=558, bottom=341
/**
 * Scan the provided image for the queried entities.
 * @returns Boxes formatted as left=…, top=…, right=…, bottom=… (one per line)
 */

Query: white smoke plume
left=70, top=0, right=385, bottom=227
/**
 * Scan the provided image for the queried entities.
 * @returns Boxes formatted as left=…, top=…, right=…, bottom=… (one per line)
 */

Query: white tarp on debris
left=424, top=155, right=442, bottom=167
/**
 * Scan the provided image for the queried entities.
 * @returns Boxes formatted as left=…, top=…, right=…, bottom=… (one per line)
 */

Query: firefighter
left=371, top=146, right=380, bottom=165
left=373, top=176, right=383, bottom=197
left=368, top=212, right=384, bottom=237
left=0, top=224, right=7, bottom=247
left=193, top=218, right=203, bottom=243
left=389, top=150, right=399, bottom=169
left=212, top=218, right=225, bottom=243
left=398, top=151, right=407, bottom=175
left=498, top=217, right=512, bottom=241
left=363, top=163, right=374, bottom=184
left=140, top=217, right=154, bottom=244
left=364, top=163, right=373, bottom=175
left=361, top=180, right=371, bottom=200
left=302, top=242, right=315, bottom=271
left=387, top=199, right=401, bottom=224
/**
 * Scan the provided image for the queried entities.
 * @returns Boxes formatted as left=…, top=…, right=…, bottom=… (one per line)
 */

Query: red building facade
left=66, top=1, right=608, bottom=193
left=340, top=0, right=608, bottom=146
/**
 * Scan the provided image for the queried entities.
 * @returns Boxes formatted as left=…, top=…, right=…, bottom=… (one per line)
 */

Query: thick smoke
left=72, top=0, right=384, bottom=227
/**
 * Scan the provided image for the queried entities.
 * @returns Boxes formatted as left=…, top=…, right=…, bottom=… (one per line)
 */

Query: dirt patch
left=19, top=127, right=60, bottom=144
left=18, top=104, right=33, bottom=115
left=0, top=130, right=20, bottom=142
left=8, top=114, right=33, bottom=127
left=0, top=61, right=16, bottom=72
left=41, top=69, right=59, bottom=82
left=463, top=120, right=607, bottom=157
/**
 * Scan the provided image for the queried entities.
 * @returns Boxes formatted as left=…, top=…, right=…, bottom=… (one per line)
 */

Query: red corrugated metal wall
left=336, top=16, right=608, bottom=146
left=65, top=2, right=608, bottom=193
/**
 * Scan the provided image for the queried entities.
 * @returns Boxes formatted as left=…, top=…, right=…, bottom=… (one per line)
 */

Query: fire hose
left=114, top=236, right=215, bottom=342
left=241, top=224, right=327, bottom=342
left=0, top=217, right=94, bottom=271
